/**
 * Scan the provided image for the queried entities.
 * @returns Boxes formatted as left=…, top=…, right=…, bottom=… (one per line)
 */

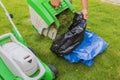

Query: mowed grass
left=0, top=0, right=120, bottom=80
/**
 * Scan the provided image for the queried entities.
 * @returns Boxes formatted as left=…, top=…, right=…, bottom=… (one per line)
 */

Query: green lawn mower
left=0, top=1, right=57, bottom=80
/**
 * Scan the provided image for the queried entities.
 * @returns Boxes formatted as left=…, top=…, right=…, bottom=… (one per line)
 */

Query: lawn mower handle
left=0, top=1, right=28, bottom=46
left=0, top=1, right=22, bottom=39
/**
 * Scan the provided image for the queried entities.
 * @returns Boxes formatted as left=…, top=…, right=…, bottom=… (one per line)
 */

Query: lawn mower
left=0, top=1, right=57, bottom=80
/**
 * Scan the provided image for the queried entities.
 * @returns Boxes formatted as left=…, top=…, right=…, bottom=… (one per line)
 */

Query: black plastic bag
left=50, top=12, right=87, bottom=56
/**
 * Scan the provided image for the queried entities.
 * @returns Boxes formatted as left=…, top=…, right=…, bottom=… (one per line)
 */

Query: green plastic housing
left=0, top=58, right=54, bottom=80
left=0, top=58, right=23, bottom=80
left=27, top=0, right=74, bottom=28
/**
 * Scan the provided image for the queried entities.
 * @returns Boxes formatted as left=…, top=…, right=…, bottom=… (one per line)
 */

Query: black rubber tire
left=28, top=47, right=36, bottom=55
left=48, top=64, right=58, bottom=80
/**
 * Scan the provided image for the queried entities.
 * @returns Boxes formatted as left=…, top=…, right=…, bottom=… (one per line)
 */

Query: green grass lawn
left=0, top=0, right=120, bottom=80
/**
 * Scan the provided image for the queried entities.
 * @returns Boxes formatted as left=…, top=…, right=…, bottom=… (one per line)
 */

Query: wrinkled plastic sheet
left=64, top=30, right=108, bottom=66
left=51, top=12, right=86, bottom=56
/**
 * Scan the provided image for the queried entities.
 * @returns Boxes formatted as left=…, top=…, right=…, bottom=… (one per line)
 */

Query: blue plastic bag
left=64, top=30, right=108, bottom=66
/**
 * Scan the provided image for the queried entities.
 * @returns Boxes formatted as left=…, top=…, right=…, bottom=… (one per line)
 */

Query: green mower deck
left=0, top=58, right=23, bottom=80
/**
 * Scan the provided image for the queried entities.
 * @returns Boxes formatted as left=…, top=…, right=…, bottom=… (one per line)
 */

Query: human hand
left=50, top=0, right=60, bottom=9
left=81, top=10, right=88, bottom=20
